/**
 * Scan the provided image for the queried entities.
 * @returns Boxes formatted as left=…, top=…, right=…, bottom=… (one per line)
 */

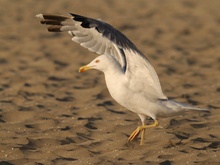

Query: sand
left=0, top=0, right=220, bottom=164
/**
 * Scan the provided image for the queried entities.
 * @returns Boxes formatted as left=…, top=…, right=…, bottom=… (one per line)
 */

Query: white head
left=79, top=55, right=119, bottom=73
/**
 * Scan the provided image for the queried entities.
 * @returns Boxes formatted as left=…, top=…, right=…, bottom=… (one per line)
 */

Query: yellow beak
left=79, top=65, right=92, bottom=72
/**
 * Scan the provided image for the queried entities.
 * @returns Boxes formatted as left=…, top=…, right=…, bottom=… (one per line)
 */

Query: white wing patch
left=124, top=49, right=167, bottom=100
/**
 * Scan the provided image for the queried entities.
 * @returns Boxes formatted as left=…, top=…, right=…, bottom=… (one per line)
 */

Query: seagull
left=36, top=13, right=207, bottom=145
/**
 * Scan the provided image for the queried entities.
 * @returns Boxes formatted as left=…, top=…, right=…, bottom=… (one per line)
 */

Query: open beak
left=79, top=65, right=92, bottom=72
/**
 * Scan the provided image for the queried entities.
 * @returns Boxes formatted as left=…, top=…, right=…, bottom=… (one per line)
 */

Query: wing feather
left=88, top=41, right=102, bottom=53
left=124, top=49, right=167, bottom=100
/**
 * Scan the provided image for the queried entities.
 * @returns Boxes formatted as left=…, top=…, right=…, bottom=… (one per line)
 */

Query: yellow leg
left=140, top=124, right=145, bottom=145
left=128, top=120, right=159, bottom=145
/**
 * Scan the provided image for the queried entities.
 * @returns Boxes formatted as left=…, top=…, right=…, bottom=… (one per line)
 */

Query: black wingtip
left=69, top=13, right=84, bottom=18
left=69, top=13, right=94, bottom=29
left=47, top=25, right=62, bottom=32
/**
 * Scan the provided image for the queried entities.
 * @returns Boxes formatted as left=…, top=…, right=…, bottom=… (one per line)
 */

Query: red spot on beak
left=79, top=65, right=91, bottom=72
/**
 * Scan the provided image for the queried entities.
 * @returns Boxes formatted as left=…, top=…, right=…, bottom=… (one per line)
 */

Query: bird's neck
left=103, top=65, right=126, bottom=104
left=104, top=62, right=124, bottom=78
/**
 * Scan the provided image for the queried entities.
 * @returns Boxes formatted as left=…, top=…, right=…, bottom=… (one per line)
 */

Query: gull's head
left=79, top=55, right=116, bottom=73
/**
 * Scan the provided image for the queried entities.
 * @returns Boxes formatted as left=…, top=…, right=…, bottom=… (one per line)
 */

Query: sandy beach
left=0, top=0, right=220, bottom=164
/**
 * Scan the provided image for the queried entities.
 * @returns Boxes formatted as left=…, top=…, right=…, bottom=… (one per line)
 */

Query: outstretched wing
left=36, top=13, right=136, bottom=71
left=36, top=13, right=167, bottom=100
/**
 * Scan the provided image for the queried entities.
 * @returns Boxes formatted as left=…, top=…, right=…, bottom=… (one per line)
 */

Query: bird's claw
left=128, top=126, right=142, bottom=141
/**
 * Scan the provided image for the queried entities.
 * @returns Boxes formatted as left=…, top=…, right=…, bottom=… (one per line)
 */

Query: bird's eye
left=95, top=60, right=100, bottom=63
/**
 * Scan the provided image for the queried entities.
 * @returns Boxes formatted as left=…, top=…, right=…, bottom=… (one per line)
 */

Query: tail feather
left=163, top=99, right=209, bottom=112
